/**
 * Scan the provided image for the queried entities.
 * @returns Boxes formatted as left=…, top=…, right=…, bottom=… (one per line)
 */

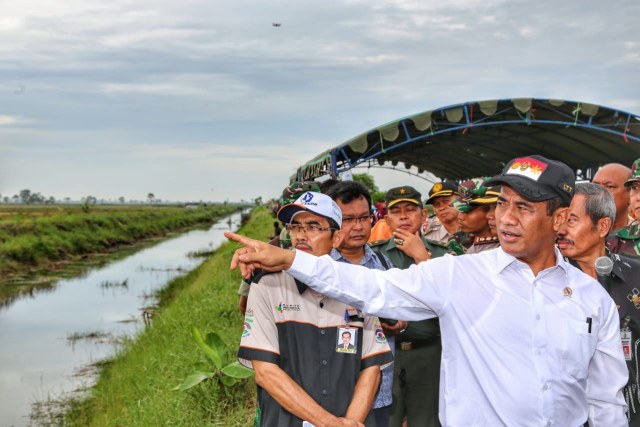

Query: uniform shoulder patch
left=368, top=239, right=390, bottom=247
left=615, top=221, right=640, bottom=239
left=424, top=238, right=449, bottom=248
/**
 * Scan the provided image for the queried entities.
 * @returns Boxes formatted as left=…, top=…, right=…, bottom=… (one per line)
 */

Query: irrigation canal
left=0, top=210, right=246, bottom=426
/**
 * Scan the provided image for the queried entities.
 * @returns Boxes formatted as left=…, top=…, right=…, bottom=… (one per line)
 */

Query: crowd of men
left=231, top=155, right=640, bottom=427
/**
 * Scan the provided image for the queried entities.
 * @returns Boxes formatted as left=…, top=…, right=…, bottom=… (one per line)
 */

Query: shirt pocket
left=561, top=317, right=598, bottom=380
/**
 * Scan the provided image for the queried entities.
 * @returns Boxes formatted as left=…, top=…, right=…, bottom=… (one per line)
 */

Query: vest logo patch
left=375, top=328, right=387, bottom=344
left=276, top=302, right=301, bottom=313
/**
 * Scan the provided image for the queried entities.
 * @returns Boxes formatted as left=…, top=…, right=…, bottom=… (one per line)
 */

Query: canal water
left=0, top=211, right=245, bottom=426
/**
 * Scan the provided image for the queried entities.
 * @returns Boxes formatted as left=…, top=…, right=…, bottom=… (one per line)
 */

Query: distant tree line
left=0, top=189, right=57, bottom=204
left=0, top=189, right=162, bottom=205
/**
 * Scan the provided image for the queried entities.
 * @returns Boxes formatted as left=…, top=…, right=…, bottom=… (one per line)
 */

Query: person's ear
left=596, top=217, right=612, bottom=239
left=552, top=207, right=569, bottom=232
left=332, top=230, right=345, bottom=248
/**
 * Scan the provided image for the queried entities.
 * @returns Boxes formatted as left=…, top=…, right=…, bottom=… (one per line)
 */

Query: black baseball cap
left=425, top=181, right=458, bottom=204
left=486, top=155, right=575, bottom=205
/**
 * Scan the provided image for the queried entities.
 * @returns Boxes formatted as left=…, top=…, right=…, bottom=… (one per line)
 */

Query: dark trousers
left=389, top=341, right=442, bottom=427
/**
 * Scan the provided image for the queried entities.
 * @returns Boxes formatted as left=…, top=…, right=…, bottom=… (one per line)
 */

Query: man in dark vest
left=557, top=182, right=640, bottom=425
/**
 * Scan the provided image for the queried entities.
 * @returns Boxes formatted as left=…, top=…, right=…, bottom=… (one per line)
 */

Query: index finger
left=224, top=231, right=252, bottom=246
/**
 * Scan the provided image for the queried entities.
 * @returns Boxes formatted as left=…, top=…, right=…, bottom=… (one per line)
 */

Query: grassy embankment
left=0, top=204, right=240, bottom=278
left=61, top=206, right=274, bottom=426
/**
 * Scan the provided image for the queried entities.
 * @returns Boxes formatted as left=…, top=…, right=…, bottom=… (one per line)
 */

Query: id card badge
left=621, top=329, right=632, bottom=361
left=336, top=327, right=357, bottom=354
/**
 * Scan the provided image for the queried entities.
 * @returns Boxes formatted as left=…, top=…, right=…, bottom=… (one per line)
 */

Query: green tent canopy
left=292, top=98, right=640, bottom=183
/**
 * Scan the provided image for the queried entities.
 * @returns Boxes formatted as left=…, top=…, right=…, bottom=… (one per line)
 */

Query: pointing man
left=226, top=155, right=628, bottom=426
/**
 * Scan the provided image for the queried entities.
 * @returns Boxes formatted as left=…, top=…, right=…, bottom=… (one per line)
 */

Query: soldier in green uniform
left=608, top=158, right=640, bottom=257
left=455, top=178, right=501, bottom=254
left=370, top=186, right=452, bottom=427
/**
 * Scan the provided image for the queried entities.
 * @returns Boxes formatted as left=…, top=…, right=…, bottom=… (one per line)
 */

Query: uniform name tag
left=621, top=330, right=632, bottom=361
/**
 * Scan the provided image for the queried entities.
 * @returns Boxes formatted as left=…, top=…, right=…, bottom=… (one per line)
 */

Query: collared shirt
left=238, top=271, right=393, bottom=426
left=370, top=234, right=451, bottom=270
left=424, top=220, right=452, bottom=243
left=331, top=246, right=393, bottom=408
left=286, top=247, right=628, bottom=427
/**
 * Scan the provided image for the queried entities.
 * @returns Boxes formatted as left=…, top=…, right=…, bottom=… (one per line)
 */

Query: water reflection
left=0, top=211, right=244, bottom=427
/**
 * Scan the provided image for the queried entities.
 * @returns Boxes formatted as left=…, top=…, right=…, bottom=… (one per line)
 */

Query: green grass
left=61, top=206, right=275, bottom=426
left=0, top=204, right=241, bottom=276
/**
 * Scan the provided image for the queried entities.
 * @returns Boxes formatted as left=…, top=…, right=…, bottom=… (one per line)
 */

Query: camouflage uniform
left=608, top=159, right=640, bottom=257
left=454, top=178, right=501, bottom=254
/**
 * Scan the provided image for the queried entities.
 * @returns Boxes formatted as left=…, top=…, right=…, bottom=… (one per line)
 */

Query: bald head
left=592, top=163, right=631, bottom=229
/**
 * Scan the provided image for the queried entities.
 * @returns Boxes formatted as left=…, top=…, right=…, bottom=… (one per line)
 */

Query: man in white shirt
left=226, top=155, right=628, bottom=427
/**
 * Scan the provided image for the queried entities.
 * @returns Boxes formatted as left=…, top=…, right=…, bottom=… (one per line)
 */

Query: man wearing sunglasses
left=238, top=191, right=392, bottom=427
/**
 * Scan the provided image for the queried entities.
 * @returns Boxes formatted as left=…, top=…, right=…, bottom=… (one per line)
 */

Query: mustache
left=556, top=237, right=574, bottom=245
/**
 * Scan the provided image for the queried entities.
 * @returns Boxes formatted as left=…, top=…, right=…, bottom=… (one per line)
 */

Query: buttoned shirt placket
left=530, top=265, right=555, bottom=426
left=310, top=288, right=333, bottom=405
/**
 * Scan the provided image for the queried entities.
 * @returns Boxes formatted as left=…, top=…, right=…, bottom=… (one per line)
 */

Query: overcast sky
left=1, top=0, right=638, bottom=203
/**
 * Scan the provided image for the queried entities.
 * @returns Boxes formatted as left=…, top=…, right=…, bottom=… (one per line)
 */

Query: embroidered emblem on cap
left=506, top=157, right=548, bottom=181
left=302, top=192, right=314, bottom=203
left=432, top=183, right=442, bottom=193
left=400, top=188, right=406, bottom=194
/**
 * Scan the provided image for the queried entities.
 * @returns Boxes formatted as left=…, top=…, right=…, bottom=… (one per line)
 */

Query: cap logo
left=563, top=183, right=573, bottom=193
left=433, top=183, right=442, bottom=193
left=400, top=188, right=406, bottom=194
left=302, top=192, right=314, bottom=203
left=506, top=157, right=548, bottom=182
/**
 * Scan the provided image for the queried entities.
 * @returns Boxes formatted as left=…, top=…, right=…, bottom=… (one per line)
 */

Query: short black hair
left=326, top=181, right=372, bottom=210
left=320, top=178, right=340, bottom=194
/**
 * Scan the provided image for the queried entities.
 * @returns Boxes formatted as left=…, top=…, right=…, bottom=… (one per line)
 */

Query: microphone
left=595, top=256, right=614, bottom=291
left=595, top=256, right=614, bottom=276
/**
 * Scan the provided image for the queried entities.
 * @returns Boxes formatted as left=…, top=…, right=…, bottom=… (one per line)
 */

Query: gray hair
left=575, top=182, right=616, bottom=232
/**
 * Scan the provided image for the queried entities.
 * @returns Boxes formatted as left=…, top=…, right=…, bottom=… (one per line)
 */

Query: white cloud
left=0, top=0, right=638, bottom=202
left=0, top=115, right=29, bottom=126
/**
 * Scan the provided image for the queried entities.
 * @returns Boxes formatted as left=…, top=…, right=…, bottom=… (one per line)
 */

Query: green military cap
left=282, top=181, right=322, bottom=204
left=386, top=186, right=423, bottom=209
left=454, top=178, right=500, bottom=213
left=625, top=158, right=640, bottom=187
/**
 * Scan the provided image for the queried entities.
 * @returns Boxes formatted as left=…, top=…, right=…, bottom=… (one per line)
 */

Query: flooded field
left=0, top=211, right=244, bottom=426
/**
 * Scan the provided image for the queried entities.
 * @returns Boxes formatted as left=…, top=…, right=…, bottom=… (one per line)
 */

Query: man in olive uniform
left=608, top=158, right=640, bottom=257
left=557, top=182, right=640, bottom=425
left=370, top=186, right=451, bottom=427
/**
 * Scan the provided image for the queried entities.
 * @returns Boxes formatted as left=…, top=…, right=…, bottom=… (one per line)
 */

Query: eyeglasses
left=342, top=214, right=373, bottom=225
left=285, top=223, right=335, bottom=234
